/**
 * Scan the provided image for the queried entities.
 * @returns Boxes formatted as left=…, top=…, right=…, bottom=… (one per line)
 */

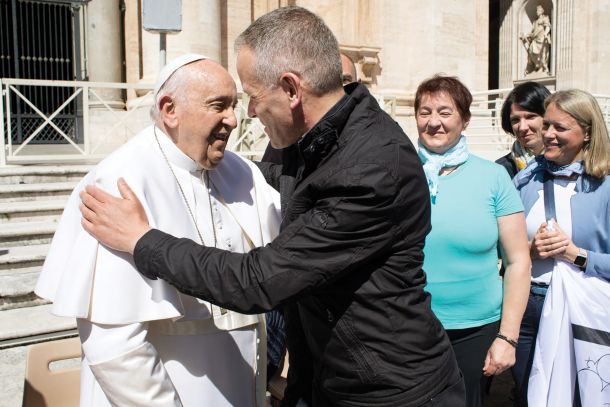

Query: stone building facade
left=2, top=1, right=610, bottom=404
left=89, top=1, right=610, bottom=100
left=2, top=0, right=609, bottom=160
left=77, top=0, right=610, bottom=154
left=95, top=0, right=492, bottom=128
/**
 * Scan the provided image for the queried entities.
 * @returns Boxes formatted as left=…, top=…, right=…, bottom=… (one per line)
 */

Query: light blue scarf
left=515, top=156, right=585, bottom=189
left=418, top=135, right=469, bottom=199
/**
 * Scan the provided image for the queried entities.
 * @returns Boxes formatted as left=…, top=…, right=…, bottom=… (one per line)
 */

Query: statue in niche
left=520, top=5, right=551, bottom=75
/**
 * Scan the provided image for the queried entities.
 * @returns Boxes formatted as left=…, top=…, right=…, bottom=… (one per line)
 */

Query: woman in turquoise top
left=415, top=75, right=531, bottom=407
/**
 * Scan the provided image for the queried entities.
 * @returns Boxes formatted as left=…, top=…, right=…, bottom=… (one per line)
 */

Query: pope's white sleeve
left=77, top=319, right=182, bottom=406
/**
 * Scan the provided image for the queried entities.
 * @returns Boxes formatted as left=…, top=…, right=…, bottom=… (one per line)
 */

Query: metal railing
left=0, top=79, right=401, bottom=166
left=1, top=78, right=155, bottom=165
left=4, top=79, right=608, bottom=167
left=0, top=78, right=273, bottom=166
left=465, top=88, right=516, bottom=156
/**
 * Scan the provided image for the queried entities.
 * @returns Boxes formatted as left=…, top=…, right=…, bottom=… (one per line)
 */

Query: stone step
left=0, top=198, right=67, bottom=223
left=0, top=220, right=58, bottom=247
left=0, top=181, right=78, bottom=202
left=0, top=303, right=76, bottom=343
left=0, top=244, right=50, bottom=274
left=0, top=267, right=46, bottom=311
left=0, top=164, right=91, bottom=185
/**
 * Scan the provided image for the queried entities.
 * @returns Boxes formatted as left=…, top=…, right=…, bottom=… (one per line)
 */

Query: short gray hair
left=149, top=64, right=199, bottom=121
left=235, top=6, right=342, bottom=95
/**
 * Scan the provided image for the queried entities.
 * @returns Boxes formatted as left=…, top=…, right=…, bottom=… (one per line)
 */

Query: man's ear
left=279, top=72, right=302, bottom=110
left=159, top=96, right=178, bottom=128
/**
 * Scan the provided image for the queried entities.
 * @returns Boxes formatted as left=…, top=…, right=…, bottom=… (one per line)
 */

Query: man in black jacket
left=80, top=6, right=464, bottom=407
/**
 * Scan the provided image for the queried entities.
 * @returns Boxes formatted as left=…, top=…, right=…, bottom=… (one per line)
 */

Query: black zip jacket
left=134, top=83, right=457, bottom=406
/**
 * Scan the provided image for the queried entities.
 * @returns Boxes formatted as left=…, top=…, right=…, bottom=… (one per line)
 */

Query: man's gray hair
left=235, top=6, right=342, bottom=95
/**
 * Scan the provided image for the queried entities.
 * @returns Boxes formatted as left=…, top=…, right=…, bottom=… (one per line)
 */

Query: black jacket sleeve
left=133, top=162, right=402, bottom=314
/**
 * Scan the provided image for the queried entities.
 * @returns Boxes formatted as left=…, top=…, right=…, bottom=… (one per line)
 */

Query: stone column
left=582, top=0, right=610, bottom=94
left=555, top=0, right=575, bottom=88
left=498, top=0, right=514, bottom=88
left=140, top=0, right=222, bottom=85
left=223, top=0, right=252, bottom=83
left=123, top=0, right=142, bottom=100
left=86, top=0, right=123, bottom=107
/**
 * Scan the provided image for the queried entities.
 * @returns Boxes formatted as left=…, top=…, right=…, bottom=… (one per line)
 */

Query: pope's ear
left=279, top=72, right=302, bottom=110
left=159, top=96, right=178, bottom=128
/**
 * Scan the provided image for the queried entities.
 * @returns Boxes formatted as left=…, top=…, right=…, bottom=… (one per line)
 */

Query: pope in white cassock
left=35, top=54, right=281, bottom=406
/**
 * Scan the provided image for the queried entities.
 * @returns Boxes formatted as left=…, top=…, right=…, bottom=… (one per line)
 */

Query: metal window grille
left=1, top=0, right=85, bottom=145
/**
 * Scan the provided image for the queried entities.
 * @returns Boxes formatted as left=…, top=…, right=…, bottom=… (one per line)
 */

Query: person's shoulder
left=495, top=152, right=511, bottom=166
left=218, top=150, right=255, bottom=172
left=95, top=129, right=155, bottom=177
left=468, top=154, right=506, bottom=172
left=214, top=150, right=269, bottom=184
left=495, top=154, right=517, bottom=176
left=590, top=174, right=610, bottom=192
left=513, top=158, right=543, bottom=190
left=463, top=155, right=515, bottom=187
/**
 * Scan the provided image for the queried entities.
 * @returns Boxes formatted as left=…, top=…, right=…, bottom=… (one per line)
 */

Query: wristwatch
left=573, top=248, right=588, bottom=270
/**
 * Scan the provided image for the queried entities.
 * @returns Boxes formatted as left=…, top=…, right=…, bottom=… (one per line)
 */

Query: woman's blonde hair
left=545, top=89, right=610, bottom=178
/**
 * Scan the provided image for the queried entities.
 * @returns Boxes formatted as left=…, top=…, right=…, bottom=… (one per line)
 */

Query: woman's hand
left=483, top=338, right=516, bottom=376
left=530, top=220, right=580, bottom=263
left=530, top=220, right=569, bottom=259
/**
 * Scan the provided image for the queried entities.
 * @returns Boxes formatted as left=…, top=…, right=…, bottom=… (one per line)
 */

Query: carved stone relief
left=339, top=46, right=381, bottom=85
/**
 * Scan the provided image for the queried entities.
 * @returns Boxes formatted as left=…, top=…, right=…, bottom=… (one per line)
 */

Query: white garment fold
left=89, top=342, right=183, bottom=407
left=35, top=125, right=281, bottom=406
left=528, top=260, right=610, bottom=406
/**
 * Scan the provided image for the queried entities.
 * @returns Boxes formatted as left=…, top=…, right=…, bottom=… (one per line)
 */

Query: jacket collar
left=295, top=83, right=371, bottom=171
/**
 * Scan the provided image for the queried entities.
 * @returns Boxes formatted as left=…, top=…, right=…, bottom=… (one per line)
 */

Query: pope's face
left=174, top=61, right=238, bottom=169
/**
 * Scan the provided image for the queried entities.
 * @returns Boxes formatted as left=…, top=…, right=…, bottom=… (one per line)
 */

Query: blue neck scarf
left=418, top=135, right=469, bottom=199
left=515, top=156, right=585, bottom=189
left=544, top=159, right=584, bottom=177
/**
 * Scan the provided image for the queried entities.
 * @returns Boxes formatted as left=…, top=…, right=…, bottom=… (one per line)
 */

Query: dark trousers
left=417, top=367, right=466, bottom=407
left=308, top=358, right=465, bottom=407
left=446, top=320, right=500, bottom=407
left=511, top=291, right=545, bottom=407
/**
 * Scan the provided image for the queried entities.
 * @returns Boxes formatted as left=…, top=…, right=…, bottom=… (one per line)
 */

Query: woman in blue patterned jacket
left=513, top=89, right=610, bottom=406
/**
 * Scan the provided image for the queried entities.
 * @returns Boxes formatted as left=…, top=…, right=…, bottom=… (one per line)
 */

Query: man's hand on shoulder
left=80, top=178, right=151, bottom=254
